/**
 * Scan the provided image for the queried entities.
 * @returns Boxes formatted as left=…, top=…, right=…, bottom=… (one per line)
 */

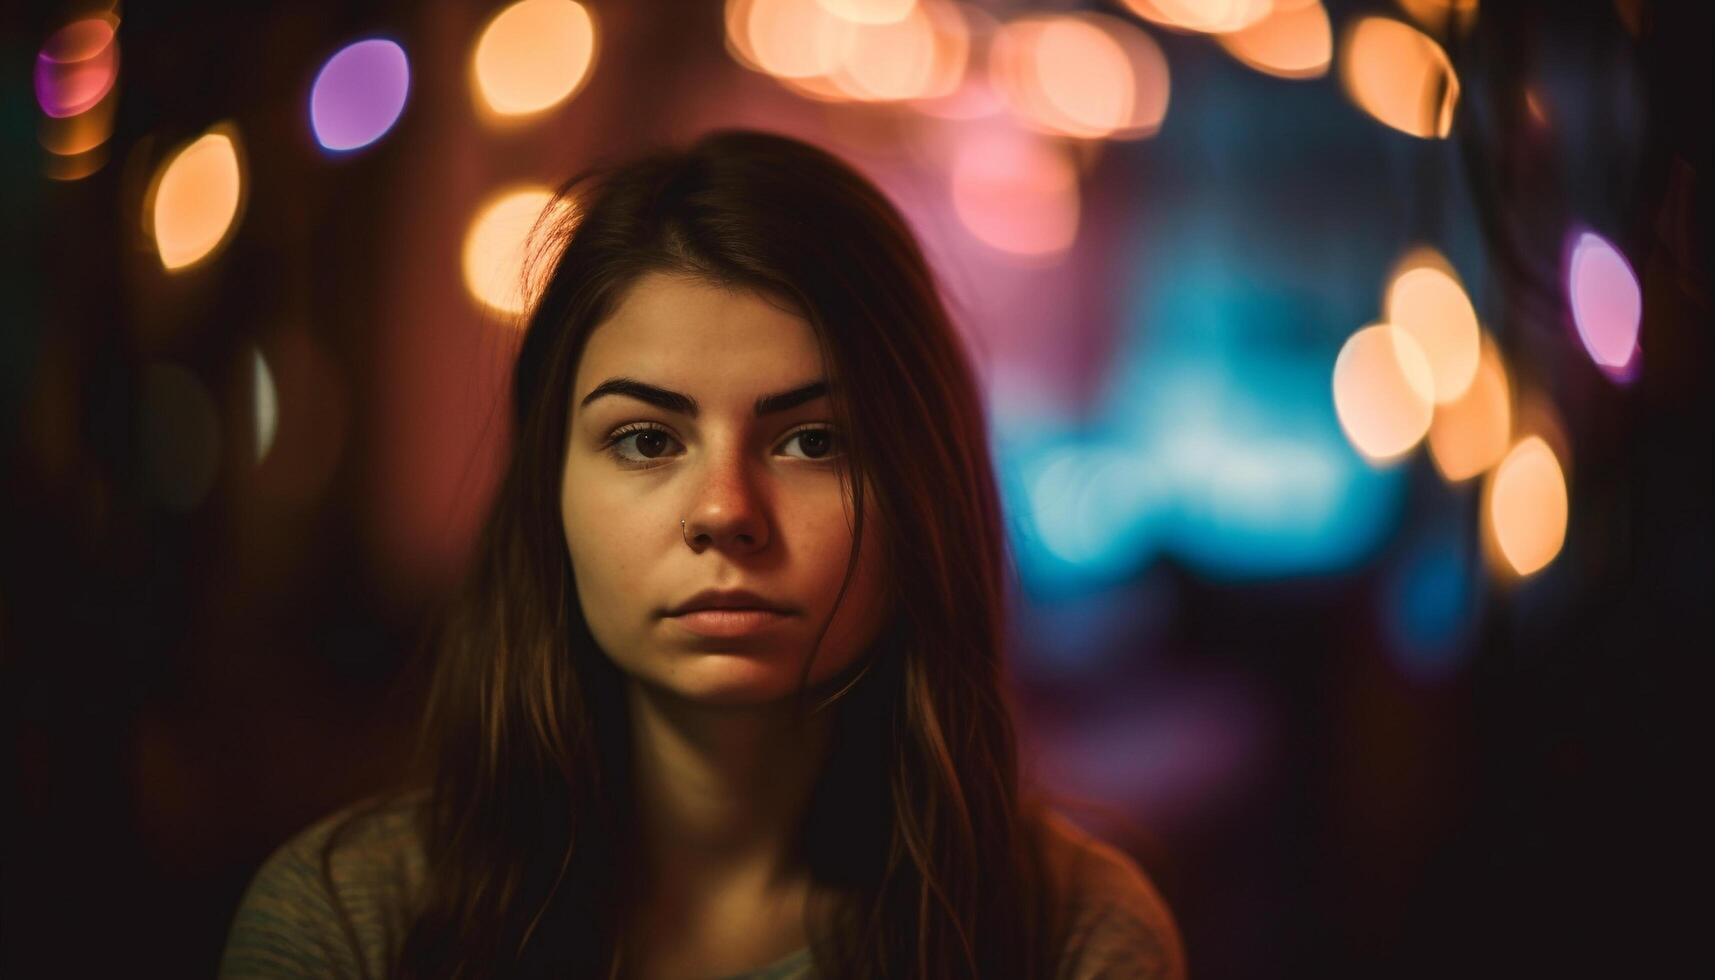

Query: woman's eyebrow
left=577, top=377, right=828, bottom=418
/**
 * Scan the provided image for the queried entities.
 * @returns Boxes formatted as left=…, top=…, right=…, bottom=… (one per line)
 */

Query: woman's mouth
left=665, top=608, right=792, bottom=638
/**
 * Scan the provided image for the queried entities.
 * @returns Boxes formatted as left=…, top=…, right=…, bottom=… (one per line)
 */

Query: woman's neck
left=625, top=679, right=833, bottom=902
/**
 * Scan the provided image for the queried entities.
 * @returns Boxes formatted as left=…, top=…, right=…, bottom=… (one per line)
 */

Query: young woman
left=219, top=129, right=1185, bottom=980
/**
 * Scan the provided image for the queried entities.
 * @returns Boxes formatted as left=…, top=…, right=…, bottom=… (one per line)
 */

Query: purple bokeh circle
left=310, top=38, right=410, bottom=152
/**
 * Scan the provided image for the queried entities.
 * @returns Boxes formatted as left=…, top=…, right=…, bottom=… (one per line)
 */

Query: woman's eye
left=605, top=425, right=683, bottom=465
left=780, top=426, right=843, bottom=462
left=603, top=425, right=843, bottom=466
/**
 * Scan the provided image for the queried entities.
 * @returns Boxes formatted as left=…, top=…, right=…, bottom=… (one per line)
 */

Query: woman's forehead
left=574, top=272, right=828, bottom=408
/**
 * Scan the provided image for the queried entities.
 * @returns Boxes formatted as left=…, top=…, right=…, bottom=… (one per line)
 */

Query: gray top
left=218, top=793, right=1186, bottom=979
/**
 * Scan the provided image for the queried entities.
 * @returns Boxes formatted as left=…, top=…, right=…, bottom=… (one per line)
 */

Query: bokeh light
left=40, top=98, right=115, bottom=157
left=725, top=0, right=764, bottom=70
left=910, top=3, right=998, bottom=118
left=830, top=0, right=938, bottom=100
left=724, top=0, right=783, bottom=74
left=43, top=149, right=109, bottom=182
left=148, top=126, right=246, bottom=272
left=1483, top=435, right=1568, bottom=577
left=911, top=1, right=976, bottom=103
left=728, top=0, right=972, bottom=104
left=1397, top=0, right=1479, bottom=35
left=1427, top=332, right=1511, bottom=483
left=775, top=67, right=855, bottom=103
left=1215, top=1, right=1332, bottom=80
left=743, top=0, right=844, bottom=79
left=34, top=14, right=119, bottom=119
left=1332, top=323, right=1436, bottom=464
left=992, top=16, right=1127, bottom=138
left=816, top=0, right=916, bottom=25
left=1339, top=16, right=1459, bottom=139
left=310, top=38, right=410, bottom=152
left=35, top=13, right=120, bottom=179
left=1567, top=230, right=1642, bottom=382
left=462, top=187, right=570, bottom=316
left=990, top=13, right=1170, bottom=140
left=1384, top=246, right=1481, bottom=403
left=472, top=0, right=598, bottom=118
left=950, top=129, right=1080, bottom=259
left=253, top=347, right=278, bottom=466
left=1119, top=0, right=1275, bottom=34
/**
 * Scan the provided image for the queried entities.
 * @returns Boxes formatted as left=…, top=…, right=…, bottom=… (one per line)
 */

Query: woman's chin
left=645, top=653, right=811, bottom=708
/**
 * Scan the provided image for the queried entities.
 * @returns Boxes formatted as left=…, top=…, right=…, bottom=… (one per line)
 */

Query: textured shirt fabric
left=218, top=793, right=1186, bottom=979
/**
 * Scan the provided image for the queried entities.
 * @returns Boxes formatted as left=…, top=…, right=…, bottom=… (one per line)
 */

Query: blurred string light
left=40, top=98, right=115, bottom=158
left=726, top=0, right=969, bottom=103
left=828, top=1, right=938, bottom=100
left=1332, top=323, right=1436, bottom=464
left=911, top=3, right=1002, bottom=121
left=253, top=347, right=278, bottom=465
left=1396, top=0, right=1479, bottom=36
left=949, top=127, right=1079, bottom=259
left=310, top=38, right=410, bottom=152
left=911, top=2, right=983, bottom=109
left=724, top=1, right=1171, bottom=131
left=729, top=0, right=833, bottom=79
left=472, top=0, right=598, bottom=119
left=1339, top=16, right=1459, bottom=139
left=989, top=12, right=1170, bottom=140
left=145, top=124, right=246, bottom=272
left=816, top=0, right=915, bottom=24
left=1118, top=0, right=1275, bottom=34
left=462, top=186, right=572, bottom=316
left=34, top=13, right=118, bottom=117
left=1426, top=332, right=1511, bottom=483
left=1213, top=1, right=1331, bottom=80
left=1566, top=230, right=1642, bottom=383
left=1482, top=435, right=1568, bottom=577
left=35, top=12, right=121, bottom=180
left=1337, top=247, right=1521, bottom=485
left=1384, top=246, right=1480, bottom=403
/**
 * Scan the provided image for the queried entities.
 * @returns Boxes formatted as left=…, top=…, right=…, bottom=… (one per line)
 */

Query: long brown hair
left=358, top=129, right=1062, bottom=978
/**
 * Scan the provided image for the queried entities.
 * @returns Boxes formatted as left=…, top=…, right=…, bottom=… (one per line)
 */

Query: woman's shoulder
left=1035, top=808, right=1189, bottom=980
left=218, top=789, right=430, bottom=979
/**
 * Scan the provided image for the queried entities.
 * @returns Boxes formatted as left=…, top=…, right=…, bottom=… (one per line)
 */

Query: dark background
left=4, top=1, right=1709, bottom=977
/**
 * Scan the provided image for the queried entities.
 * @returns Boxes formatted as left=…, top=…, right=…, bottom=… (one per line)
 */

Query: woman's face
left=560, top=271, right=891, bottom=707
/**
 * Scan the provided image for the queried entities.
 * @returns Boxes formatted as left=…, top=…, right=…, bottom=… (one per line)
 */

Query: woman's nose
left=680, top=440, right=770, bottom=553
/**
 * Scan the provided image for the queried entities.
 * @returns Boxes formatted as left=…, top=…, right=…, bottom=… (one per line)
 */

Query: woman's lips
left=666, top=608, right=791, bottom=638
